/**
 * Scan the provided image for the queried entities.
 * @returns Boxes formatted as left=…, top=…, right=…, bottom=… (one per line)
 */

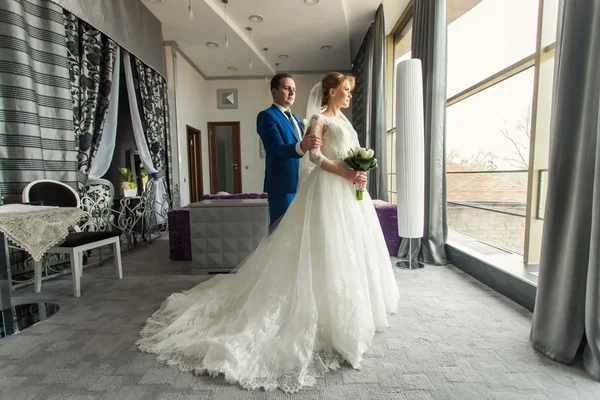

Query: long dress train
left=137, top=113, right=400, bottom=393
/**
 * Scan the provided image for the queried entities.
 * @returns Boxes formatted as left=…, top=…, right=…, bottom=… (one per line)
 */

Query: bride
left=137, top=72, right=400, bottom=393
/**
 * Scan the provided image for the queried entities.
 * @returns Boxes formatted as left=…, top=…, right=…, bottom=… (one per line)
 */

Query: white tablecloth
left=0, top=205, right=86, bottom=261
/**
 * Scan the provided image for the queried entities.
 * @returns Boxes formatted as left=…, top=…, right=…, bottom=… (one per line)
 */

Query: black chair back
left=26, top=181, right=79, bottom=207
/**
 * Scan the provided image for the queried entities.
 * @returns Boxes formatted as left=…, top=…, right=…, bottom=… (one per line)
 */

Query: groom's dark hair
left=270, top=73, right=294, bottom=91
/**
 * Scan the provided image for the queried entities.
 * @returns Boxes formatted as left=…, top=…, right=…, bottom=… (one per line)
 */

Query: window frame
left=386, top=0, right=557, bottom=260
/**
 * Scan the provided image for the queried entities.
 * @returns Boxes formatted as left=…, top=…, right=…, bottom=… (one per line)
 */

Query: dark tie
left=284, top=110, right=295, bottom=126
left=284, top=110, right=300, bottom=139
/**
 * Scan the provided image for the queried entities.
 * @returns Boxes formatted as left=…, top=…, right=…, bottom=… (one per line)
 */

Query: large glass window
left=388, top=16, right=413, bottom=204
left=522, top=0, right=559, bottom=263
left=387, top=0, right=558, bottom=262
left=447, top=68, right=534, bottom=173
left=446, top=0, right=539, bottom=255
left=394, top=19, right=412, bottom=65
left=447, top=68, right=534, bottom=254
left=447, top=0, right=539, bottom=97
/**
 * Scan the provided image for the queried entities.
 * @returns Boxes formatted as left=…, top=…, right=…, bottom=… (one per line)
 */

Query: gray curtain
left=48, top=0, right=165, bottom=77
left=351, top=4, right=388, bottom=201
left=64, top=11, right=118, bottom=188
left=530, top=0, right=600, bottom=381
left=132, top=55, right=172, bottom=197
left=397, top=0, right=448, bottom=266
left=0, top=0, right=78, bottom=203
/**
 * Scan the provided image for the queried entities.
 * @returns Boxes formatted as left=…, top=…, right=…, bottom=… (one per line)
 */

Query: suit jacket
left=256, top=104, right=305, bottom=195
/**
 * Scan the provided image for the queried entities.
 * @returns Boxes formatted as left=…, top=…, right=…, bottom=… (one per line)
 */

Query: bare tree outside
left=447, top=148, right=498, bottom=171
left=447, top=105, right=532, bottom=171
left=500, top=106, right=531, bottom=170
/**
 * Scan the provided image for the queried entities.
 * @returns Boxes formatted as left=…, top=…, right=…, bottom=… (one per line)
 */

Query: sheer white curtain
left=123, top=50, right=167, bottom=224
left=89, top=49, right=120, bottom=180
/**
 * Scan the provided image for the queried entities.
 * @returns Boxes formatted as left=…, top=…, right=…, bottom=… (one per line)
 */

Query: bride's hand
left=344, top=170, right=367, bottom=189
left=356, top=171, right=367, bottom=189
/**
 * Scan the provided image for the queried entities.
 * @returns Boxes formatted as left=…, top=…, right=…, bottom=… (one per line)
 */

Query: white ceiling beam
left=203, top=0, right=276, bottom=74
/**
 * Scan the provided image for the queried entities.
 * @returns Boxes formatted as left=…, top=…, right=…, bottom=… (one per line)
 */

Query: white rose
left=347, top=149, right=354, bottom=157
left=365, top=149, right=374, bottom=159
left=358, top=148, right=368, bottom=158
left=302, top=119, right=308, bottom=127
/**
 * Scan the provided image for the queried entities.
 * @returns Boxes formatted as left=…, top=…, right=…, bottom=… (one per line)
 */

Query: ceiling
left=141, top=0, right=409, bottom=78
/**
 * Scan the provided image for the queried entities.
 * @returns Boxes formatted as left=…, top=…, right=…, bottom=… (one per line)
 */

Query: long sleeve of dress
left=307, top=114, right=327, bottom=166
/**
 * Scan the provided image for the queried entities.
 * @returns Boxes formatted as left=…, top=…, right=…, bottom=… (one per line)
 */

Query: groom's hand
left=300, top=131, right=322, bottom=154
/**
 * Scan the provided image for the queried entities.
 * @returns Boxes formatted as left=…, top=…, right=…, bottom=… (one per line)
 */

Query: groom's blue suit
left=257, top=104, right=305, bottom=226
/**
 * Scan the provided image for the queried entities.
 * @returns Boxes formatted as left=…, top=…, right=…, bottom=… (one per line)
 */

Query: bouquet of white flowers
left=343, top=147, right=378, bottom=200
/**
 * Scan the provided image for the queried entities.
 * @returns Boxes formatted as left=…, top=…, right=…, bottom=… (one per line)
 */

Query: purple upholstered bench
left=168, top=206, right=191, bottom=261
left=372, top=200, right=400, bottom=256
left=201, top=192, right=268, bottom=200
left=168, top=193, right=268, bottom=261
left=168, top=195, right=399, bottom=260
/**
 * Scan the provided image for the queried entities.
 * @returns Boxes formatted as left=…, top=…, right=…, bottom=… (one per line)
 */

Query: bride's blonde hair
left=321, top=72, right=356, bottom=107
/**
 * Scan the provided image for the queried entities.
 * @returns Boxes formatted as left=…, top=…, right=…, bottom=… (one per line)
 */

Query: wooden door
left=208, top=122, right=242, bottom=194
left=186, top=125, right=203, bottom=202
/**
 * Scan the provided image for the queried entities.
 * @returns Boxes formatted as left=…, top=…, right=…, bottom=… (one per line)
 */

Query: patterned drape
left=352, top=42, right=366, bottom=144
left=0, top=0, right=77, bottom=203
left=63, top=11, right=117, bottom=187
left=132, top=56, right=172, bottom=196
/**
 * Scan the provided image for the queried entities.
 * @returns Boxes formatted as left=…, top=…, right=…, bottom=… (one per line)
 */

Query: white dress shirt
left=273, top=103, right=304, bottom=156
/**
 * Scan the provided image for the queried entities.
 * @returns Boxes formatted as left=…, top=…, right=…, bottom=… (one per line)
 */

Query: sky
left=395, top=0, right=557, bottom=171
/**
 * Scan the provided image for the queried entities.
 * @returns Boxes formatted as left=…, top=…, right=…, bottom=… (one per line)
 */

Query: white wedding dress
left=137, top=113, right=400, bottom=393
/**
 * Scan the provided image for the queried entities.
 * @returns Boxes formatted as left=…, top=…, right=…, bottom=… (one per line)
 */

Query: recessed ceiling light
left=144, top=0, right=164, bottom=3
left=278, top=54, right=289, bottom=59
left=206, top=41, right=219, bottom=48
left=249, top=14, right=264, bottom=23
left=304, top=0, right=319, bottom=5
left=320, top=45, right=332, bottom=51
left=227, top=66, right=238, bottom=72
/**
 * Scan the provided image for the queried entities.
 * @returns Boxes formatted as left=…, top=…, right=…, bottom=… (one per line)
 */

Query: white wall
left=200, top=74, right=329, bottom=195
left=200, top=79, right=271, bottom=195
left=164, top=59, right=352, bottom=205
left=165, top=46, right=209, bottom=206
left=176, top=56, right=210, bottom=204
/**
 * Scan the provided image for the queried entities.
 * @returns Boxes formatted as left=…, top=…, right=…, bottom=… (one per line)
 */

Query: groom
left=257, top=73, right=322, bottom=226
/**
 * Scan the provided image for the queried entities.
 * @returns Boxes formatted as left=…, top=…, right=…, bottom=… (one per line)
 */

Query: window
left=522, top=0, right=559, bottom=263
left=447, top=0, right=539, bottom=98
left=446, top=0, right=539, bottom=255
left=388, top=12, right=413, bottom=203
left=386, top=0, right=558, bottom=262
left=394, top=19, right=412, bottom=66
left=447, top=68, right=534, bottom=173
left=447, top=68, right=534, bottom=254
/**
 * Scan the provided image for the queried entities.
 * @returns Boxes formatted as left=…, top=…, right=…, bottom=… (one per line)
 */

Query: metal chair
left=22, top=180, right=123, bottom=297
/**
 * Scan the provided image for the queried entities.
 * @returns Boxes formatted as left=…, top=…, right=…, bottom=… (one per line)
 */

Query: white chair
left=22, top=179, right=123, bottom=298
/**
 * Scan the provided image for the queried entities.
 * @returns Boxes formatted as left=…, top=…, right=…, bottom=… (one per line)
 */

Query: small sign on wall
left=217, top=88, right=238, bottom=109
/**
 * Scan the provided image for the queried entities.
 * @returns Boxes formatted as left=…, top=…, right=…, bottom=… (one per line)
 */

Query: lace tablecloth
left=0, top=204, right=86, bottom=261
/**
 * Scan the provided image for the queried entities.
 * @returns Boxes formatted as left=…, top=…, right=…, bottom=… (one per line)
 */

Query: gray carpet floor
left=0, top=238, right=597, bottom=399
